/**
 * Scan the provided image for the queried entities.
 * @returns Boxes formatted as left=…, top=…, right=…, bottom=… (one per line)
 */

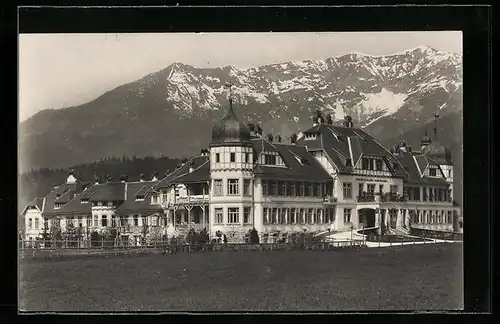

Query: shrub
left=249, top=228, right=260, bottom=244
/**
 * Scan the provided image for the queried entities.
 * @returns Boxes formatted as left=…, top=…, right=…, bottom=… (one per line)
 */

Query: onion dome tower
left=209, top=82, right=254, bottom=240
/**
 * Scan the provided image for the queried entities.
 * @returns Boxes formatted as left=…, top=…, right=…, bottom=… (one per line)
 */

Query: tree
left=50, top=219, right=62, bottom=247
left=249, top=228, right=260, bottom=244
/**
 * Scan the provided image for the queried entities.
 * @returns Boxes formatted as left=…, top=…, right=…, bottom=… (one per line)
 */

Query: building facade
left=21, top=98, right=462, bottom=244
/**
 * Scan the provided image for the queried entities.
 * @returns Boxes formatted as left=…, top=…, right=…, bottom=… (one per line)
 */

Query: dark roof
left=422, top=140, right=452, bottom=165
left=88, top=182, right=126, bottom=202
left=252, top=138, right=332, bottom=182
left=22, top=197, right=44, bottom=215
left=114, top=181, right=162, bottom=215
left=154, top=156, right=210, bottom=189
left=170, top=160, right=210, bottom=184
left=41, top=182, right=89, bottom=217
left=298, top=124, right=406, bottom=177
left=395, top=151, right=449, bottom=186
left=211, top=101, right=251, bottom=147
left=52, top=186, right=96, bottom=216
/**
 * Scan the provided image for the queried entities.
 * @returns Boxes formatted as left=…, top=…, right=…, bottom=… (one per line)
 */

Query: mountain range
left=19, top=45, right=462, bottom=178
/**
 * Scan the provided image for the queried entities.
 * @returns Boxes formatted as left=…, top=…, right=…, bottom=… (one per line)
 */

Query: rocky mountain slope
left=19, top=45, right=462, bottom=173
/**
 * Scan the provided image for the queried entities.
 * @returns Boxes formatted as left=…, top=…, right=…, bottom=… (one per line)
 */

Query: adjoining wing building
left=21, top=96, right=462, bottom=244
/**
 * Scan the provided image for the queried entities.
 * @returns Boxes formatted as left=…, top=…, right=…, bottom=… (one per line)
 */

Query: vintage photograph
left=19, top=31, right=463, bottom=312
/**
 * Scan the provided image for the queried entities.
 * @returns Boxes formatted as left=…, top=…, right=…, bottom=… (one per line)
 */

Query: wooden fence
left=19, top=239, right=367, bottom=260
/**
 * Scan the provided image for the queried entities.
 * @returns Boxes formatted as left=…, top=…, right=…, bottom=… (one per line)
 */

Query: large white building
left=21, top=96, right=462, bottom=244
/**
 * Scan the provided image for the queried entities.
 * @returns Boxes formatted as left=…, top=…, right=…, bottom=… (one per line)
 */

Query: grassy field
left=19, top=243, right=463, bottom=312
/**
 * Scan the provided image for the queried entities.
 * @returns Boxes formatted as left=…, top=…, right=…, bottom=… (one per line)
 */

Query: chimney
left=276, top=134, right=282, bottom=143
left=93, top=174, right=100, bottom=185
left=343, top=116, right=354, bottom=128
left=139, top=173, right=145, bottom=182
left=248, top=123, right=256, bottom=137
left=152, top=171, right=158, bottom=182
left=408, top=145, right=412, bottom=152
left=120, top=174, right=128, bottom=182
left=181, top=158, right=188, bottom=166
left=255, top=124, right=263, bottom=136
left=290, top=133, right=298, bottom=145
left=267, top=134, right=274, bottom=142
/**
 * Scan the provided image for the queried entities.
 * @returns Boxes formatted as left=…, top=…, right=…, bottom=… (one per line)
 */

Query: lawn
left=19, top=243, right=463, bottom=312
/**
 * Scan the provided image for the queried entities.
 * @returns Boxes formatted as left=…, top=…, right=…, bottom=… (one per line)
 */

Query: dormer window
left=151, top=195, right=158, bottom=204
left=81, top=198, right=89, bottom=204
left=136, top=195, right=145, bottom=201
left=260, top=151, right=285, bottom=166
left=346, top=159, right=352, bottom=167
left=429, top=168, right=437, bottom=177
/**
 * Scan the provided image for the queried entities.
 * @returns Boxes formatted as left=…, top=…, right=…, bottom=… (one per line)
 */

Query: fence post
left=101, top=238, right=104, bottom=249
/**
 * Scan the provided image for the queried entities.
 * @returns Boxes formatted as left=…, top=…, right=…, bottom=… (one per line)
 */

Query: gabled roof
left=114, top=181, right=162, bottom=215
left=298, top=124, right=406, bottom=177
left=41, top=181, right=89, bottom=217
left=251, top=138, right=332, bottom=182
left=88, top=182, right=126, bottom=202
left=21, top=197, right=44, bottom=215
left=170, top=160, right=210, bottom=184
left=153, top=156, right=209, bottom=189
left=51, top=186, right=96, bottom=216
left=395, top=151, right=449, bottom=186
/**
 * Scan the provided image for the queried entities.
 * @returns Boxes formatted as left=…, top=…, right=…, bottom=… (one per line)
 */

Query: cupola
left=210, top=82, right=251, bottom=147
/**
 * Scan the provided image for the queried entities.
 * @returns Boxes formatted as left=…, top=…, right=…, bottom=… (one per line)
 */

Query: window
left=447, top=211, right=452, bottom=224
left=228, top=207, right=239, bottom=224
left=282, top=182, right=287, bottom=196
left=358, top=183, right=364, bottom=197
left=228, top=179, right=240, bottom=195
left=94, top=216, right=99, bottom=227
left=367, top=184, right=375, bottom=195
left=277, top=208, right=283, bottom=224
left=262, top=180, right=268, bottom=195
left=414, top=187, right=421, bottom=201
left=423, top=187, right=428, bottom=201
left=243, top=179, right=251, bottom=195
left=345, top=159, right=352, bottom=167
left=271, top=181, right=277, bottom=195
left=263, top=208, right=269, bottom=224
left=101, top=215, right=108, bottom=227
left=343, top=208, right=352, bottom=223
left=142, top=216, right=148, bottom=227
left=429, top=168, right=437, bottom=177
left=390, top=185, right=398, bottom=194
left=120, top=216, right=127, bottom=227
left=307, top=209, right=314, bottom=224
left=111, top=215, right=116, bottom=227
left=151, top=195, right=158, bottom=204
left=216, top=153, right=220, bottom=163
left=133, top=215, right=139, bottom=226
left=245, top=153, right=250, bottom=163
left=86, top=218, right=91, bottom=228
left=287, top=183, right=296, bottom=196
left=299, top=182, right=304, bottom=196
left=291, top=208, right=297, bottom=224
left=98, top=201, right=103, bottom=206
left=214, top=208, right=224, bottom=224
left=299, top=208, right=306, bottom=224
left=375, top=159, right=383, bottom=171
left=230, top=152, right=236, bottom=162
left=343, top=182, right=352, bottom=198
left=44, top=218, right=49, bottom=230
left=379, top=184, right=384, bottom=193
left=244, top=207, right=251, bottom=224
left=315, top=184, right=322, bottom=197
left=78, top=217, right=83, bottom=228
left=213, top=179, right=223, bottom=196
left=448, top=169, right=451, bottom=177
left=152, top=216, right=159, bottom=226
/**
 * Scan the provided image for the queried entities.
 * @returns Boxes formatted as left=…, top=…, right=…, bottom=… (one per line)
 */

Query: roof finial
left=225, top=81, right=234, bottom=113
left=433, top=112, right=439, bottom=140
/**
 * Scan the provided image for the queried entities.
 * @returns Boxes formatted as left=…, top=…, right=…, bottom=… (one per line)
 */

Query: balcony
left=380, top=193, right=406, bottom=203
left=163, top=195, right=209, bottom=208
left=357, top=194, right=376, bottom=203
left=323, top=195, right=337, bottom=204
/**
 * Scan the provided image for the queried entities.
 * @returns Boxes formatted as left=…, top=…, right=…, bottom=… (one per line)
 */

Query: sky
left=19, top=31, right=462, bottom=122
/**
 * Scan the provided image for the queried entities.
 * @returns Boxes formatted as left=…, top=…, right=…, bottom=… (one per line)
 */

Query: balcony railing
left=163, top=195, right=209, bottom=208
left=380, top=193, right=407, bottom=203
left=357, top=194, right=376, bottom=202
left=323, top=195, right=337, bottom=204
